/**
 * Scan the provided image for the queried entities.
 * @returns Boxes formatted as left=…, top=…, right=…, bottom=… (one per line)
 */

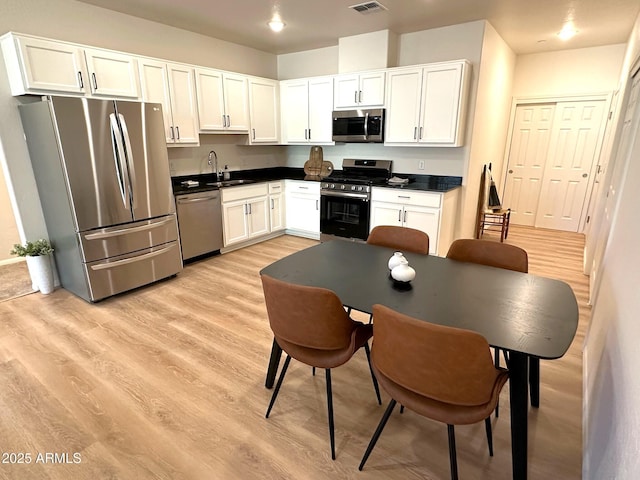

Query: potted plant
left=10, top=239, right=55, bottom=294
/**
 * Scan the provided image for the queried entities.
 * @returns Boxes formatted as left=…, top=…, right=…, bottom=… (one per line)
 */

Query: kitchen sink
left=205, top=179, right=255, bottom=187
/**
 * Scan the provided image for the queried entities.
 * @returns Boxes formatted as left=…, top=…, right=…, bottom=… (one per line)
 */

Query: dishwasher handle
left=176, top=195, right=219, bottom=204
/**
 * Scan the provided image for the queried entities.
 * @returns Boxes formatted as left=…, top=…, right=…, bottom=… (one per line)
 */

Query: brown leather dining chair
left=446, top=238, right=529, bottom=415
left=367, top=225, right=430, bottom=254
left=260, top=274, right=382, bottom=460
left=359, top=304, right=509, bottom=480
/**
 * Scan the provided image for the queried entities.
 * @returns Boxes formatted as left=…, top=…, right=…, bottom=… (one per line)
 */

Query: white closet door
left=535, top=100, right=607, bottom=231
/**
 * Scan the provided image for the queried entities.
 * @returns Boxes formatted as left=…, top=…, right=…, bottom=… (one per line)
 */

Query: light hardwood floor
left=0, top=226, right=586, bottom=479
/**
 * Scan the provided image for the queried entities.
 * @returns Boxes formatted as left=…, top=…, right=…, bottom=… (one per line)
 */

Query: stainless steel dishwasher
left=175, top=190, right=223, bottom=261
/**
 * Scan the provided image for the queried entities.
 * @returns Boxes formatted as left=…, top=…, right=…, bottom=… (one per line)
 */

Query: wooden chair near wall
left=475, top=164, right=511, bottom=242
left=358, top=304, right=509, bottom=480
left=260, top=274, right=381, bottom=460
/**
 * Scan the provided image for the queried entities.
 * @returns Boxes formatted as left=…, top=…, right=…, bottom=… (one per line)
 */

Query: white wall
left=168, top=136, right=286, bottom=177
left=513, top=44, right=626, bottom=98
left=583, top=12, right=640, bottom=479
left=463, top=22, right=516, bottom=238
left=278, top=46, right=338, bottom=80
left=0, top=0, right=279, bottom=263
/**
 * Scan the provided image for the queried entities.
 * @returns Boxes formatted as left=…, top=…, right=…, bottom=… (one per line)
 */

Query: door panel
left=51, top=97, right=134, bottom=230
left=115, top=101, right=175, bottom=221
left=535, top=100, right=607, bottom=231
left=502, top=104, right=555, bottom=226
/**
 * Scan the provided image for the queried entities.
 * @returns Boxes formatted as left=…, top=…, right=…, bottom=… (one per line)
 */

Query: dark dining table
left=259, top=240, right=579, bottom=480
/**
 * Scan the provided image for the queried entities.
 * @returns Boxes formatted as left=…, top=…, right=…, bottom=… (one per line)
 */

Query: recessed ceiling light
left=558, top=23, right=578, bottom=41
left=268, top=14, right=285, bottom=32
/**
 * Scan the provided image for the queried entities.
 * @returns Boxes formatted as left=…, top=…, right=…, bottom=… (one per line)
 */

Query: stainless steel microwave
left=332, top=108, right=385, bottom=143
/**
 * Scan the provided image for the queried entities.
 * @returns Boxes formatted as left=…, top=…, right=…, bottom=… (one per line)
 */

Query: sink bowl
left=206, top=179, right=255, bottom=187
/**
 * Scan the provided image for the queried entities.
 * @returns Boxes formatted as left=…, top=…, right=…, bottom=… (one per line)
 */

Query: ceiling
left=76, top=0, right=640, bottom=56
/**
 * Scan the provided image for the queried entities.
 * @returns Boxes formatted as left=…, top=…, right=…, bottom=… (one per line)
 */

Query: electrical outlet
left=418, top=160, right=425, bottom=170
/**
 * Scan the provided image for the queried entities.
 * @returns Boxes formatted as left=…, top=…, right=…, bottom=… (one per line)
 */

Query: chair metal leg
left=359, top=399, right=397, bottom=471
left=363, top=342, right=381, bottom=405
left=447, top=424, right=459, bottom=480
left=312, top=366, right=316, bottom=376
left=400, top=405, right=405, bottom=414
left=266, top=355, right=292, bottom=418
left=485, top=417, right=494, bottom=456
left=494, top=349, right=500, bottom=418
left=325, top=369, right=336, bottom=460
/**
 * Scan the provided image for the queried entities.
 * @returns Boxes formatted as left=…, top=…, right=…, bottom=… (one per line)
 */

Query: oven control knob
left=330, top=183, right=335, bottom=189
left=351, top=185, right=356, bottom=191
left=341, top=185, right=346, bottom=190
left=358, top=186, right=364, bottom=191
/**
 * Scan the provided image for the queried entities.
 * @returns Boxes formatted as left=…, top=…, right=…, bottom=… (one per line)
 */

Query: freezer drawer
left=79, top=214, right=179, bottom=263
left=84, top=241, right=182, bottom=301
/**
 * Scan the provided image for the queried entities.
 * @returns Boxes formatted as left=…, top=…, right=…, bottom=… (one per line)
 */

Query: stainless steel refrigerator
left=19, top=96, right=183, bottom=302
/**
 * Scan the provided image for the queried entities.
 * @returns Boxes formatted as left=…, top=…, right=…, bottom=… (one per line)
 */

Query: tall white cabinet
left=195, top=68, right=249, bottom=133
left=385, top=61, right=470, bottom=146
left=248, top=77, right=279, bottom=144
left=139, top=59, right=199, bottom=145
left=280, top=77, right=334, bottom=144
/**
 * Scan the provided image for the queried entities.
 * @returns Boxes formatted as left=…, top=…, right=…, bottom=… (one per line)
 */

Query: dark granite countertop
left=172, top=168, right=461, bottom=196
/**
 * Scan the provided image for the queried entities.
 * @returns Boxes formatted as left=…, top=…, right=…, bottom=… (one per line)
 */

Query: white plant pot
left=26, top=254, right=54, bottom=294
left=24, top=256, right=40, bottom=291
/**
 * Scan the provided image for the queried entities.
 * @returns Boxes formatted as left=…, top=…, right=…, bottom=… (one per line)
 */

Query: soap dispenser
left=223, top=165, right=231, bottom=181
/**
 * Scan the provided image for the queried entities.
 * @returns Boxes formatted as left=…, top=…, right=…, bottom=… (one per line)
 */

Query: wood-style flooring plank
left=0, top=228, right=585, bottom=479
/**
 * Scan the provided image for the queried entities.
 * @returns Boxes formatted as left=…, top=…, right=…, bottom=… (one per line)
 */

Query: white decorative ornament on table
left=391, top=258, right=416, bottom=283
left=388, top=251, right=406, bottom=270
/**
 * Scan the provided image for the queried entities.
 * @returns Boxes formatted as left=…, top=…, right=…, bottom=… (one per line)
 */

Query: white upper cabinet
left=195, top=68, right=249, bottom=133
left=139, top=59, right=199, bottom=145
left=280, top=77, right=333, bottom=144
left=385, top=61, right=470, bottom=146
left=84, top=48, right=140, bottom=99
left=333, top=71, right=385, bottom=109
left=248, top=77, right=279, bottom=144
left=0, top=34, right=87, bottom=95
left=0, top=33, right=139, bottom=99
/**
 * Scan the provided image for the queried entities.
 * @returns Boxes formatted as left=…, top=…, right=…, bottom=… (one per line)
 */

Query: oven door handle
left=321, top=190, right=369, bottom=200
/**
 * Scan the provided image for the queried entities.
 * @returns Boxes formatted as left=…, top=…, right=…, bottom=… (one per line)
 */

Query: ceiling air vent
left=349, top=1, right=388, bottom=14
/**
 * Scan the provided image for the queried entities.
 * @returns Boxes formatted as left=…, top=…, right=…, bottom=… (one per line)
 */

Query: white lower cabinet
left=370, top=187, right=459, bottom=256
left=268, top=182, right=285, bottom=232
left=285, top=180, right=320, bottom=237
left=221, top=184, right=269, bottom=247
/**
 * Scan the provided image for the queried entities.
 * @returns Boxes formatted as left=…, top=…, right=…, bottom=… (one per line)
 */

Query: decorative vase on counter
left=388, top=251, right=406, bottom=270
left=391, top=258, right=416, bottom=283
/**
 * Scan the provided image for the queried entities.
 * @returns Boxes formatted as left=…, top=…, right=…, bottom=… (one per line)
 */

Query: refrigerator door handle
left=84, top=217, right=174, bottom=241
left=118, top=113, right=137, bottom=209
left=109, top=113, right=130, bottom=211
left=89, top=244, right=176, bottom=271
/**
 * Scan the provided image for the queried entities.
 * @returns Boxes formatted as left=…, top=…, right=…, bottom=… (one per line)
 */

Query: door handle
left=419, top=126, right=423, bottom=139
left=92, top=72, right=98, bottom=90
left=316, top=200, right=319, bottom=210
left=253, top=128, right=256, bottom=140
left=271, top=198, right=274, bottom=209
left=398, top=210, right=402, bottom=222
left=77, top=71, right=84, bottom=88
left=226, top=115, right=231, bottom=127
left=176, top=126, right=180, bottom=140
left=308, top=128, right=311, bottom=140
left=582, top=173, right=588, bottom=178
left=359, top=90, right=362, bottom=103
left=354, top=91, right=358, bottom=103
left=222, top=115, right=227, bottom=127
left=403, top=210, right=407, bottom=223
left=170, top=126, right=175, bottom=140
left=414, top=127, right=417, bottom=140
left=509, top=169, right=513, bottom=174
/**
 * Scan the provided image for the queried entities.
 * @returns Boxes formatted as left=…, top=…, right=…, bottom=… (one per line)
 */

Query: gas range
left=320, top=159, right=392, bottom=197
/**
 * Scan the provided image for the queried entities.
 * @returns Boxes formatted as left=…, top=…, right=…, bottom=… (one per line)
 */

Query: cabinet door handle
left=414, top=127, right=417, bottom=140
left=77, top=71, right=84, bottom=88
left=398, top=195, right=411, bottom=199
left=92, top=72, right=98, bottom=90
left=308, top=128, right=311, bottom=140
left=316, top=200, right=319, bottom=210
left=419, top=126, right=423, bottom=139
left=226, top=115, right=231, bottom=127
left=403, top=210, right=407, bottom=223
left=248, top=203, right=252, bottom=215
left=175, top=126, right=180, bottom=140
left=222, top=115, right=227, bottom=127
left=359, top=90, right=363, bottom=103
left=253, top=128, right=256, bottom=140
left=398, top=210, right=402, bottom=222
left=271, top=198, right=274, bottom=209
left=304, top=128, right=308, bottom=140
left=170, top=126, right=175, bottom=140
left=354, top=91, right=358, bottom=103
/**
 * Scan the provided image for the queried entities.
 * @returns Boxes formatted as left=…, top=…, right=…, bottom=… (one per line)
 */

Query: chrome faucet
left=207, top=150, right=221, bottom=181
